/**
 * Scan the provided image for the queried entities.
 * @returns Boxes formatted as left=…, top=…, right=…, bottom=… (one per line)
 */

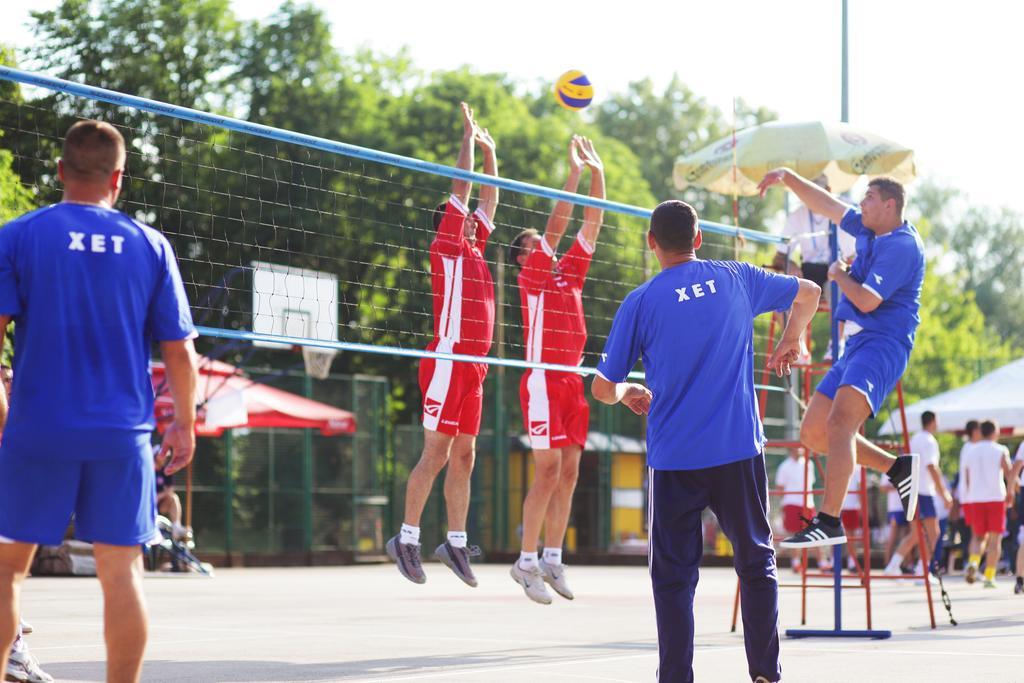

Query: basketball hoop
left=302, top=346, right=337, bottom=380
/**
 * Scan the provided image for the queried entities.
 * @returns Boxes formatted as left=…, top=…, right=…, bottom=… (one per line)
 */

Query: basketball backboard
left=251, top=261, right=338, bottom=350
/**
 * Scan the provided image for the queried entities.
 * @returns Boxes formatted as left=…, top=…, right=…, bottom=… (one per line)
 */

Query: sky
left=3, top=0, right=1023, bottom=214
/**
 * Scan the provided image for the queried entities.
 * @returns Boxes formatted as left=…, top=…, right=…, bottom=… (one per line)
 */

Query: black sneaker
left=435, top=541, right=481, bottom=587
left=779, top=515, right=847, bottom=549
left=386, top=535, right=426, bottom=584
left=887, top=453, right=920, bottom=521
left=1014, top=579, right=1023, bottom=595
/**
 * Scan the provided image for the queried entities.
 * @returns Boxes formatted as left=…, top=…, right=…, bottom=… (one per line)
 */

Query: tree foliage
left=1, top=0, right=1018, bottom=432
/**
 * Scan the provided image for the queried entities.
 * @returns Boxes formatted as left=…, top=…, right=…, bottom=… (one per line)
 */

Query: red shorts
left=520, top=370, right=589, bottom=450
left=419, top=357, right=487, bottom=436
left=961, top=502, right=974, bottom=527
left=782, top=504, right=814, bottom=534
left=840, top=510, right=862, bottom=532
left=969, top=501, right=1007, bottom=536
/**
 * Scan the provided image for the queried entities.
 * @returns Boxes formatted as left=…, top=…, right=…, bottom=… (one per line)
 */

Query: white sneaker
left=539, top=559, right=574, bottom=600
left=18, top=620, right=32, bottom=635
left=883, top=565, right=903, bottom=577
left=6, top=649, right=54, bottom=683
left=510, top=562, right=552, bottom=605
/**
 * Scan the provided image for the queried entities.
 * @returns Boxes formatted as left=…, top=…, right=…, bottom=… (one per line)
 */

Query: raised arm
left=757, top=168, right=852, bottom=225
left=451, top=102, right=478, bottom=209
left=577, top=137, right=605, bottom=248
left=766, top=278, right=822, bottom=376
left=475, top=127, right=498, bottom=223
left=542, top=135, right=585, bottom=253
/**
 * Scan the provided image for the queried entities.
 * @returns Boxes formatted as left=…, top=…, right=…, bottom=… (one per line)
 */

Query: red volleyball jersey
left=517, top=232, right=594, bottom=367
left=427, top=195, right=495, bottom=357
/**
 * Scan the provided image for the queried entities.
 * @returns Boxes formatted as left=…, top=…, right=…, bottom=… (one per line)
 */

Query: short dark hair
left=62, top=119, right=126, bottom=182
left=867, top=177, right=905, bottom=215
left=921, top=411, right=936, bottom=428
left=980, top=420, right=998, bottom=438
left=965, top=419, right=979, bottom=436
left=649, top=200, right=699, bottom=253
left=509, top=228, right=539, bottom=266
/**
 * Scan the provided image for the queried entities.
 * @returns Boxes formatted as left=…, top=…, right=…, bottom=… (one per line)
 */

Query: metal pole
left=842, top=0, right=849, bottom=123
left=224, top=429, right=234, bottom=557
left=303, top=375, right=314, bottom=555
left=494, top=249, right=509, bottom=550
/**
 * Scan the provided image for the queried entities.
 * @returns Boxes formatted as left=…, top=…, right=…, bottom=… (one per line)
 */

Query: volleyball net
left=0, top=66, right=789, bottom=386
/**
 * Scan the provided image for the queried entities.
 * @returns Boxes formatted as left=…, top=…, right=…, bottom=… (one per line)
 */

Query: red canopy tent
left=151, top=358, right=356, bottom=436
left=150, top=358, right=356, bottom=531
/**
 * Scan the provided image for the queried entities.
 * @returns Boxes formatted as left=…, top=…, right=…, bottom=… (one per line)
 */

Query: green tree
left=593, top=76, right=784, bottom=230
left=912, top=179, right=1024, bottom=343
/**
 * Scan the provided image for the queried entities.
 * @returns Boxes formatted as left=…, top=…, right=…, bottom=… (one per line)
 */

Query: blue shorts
left=888, top=510, right=908, bottom=526
left=0, top=445, right=156, bottom=546
left=918, top=494, right=937, bottom=520
left=816, top=331, right=910, bottom=416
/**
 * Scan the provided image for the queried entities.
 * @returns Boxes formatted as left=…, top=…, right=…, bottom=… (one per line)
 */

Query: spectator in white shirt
left=771, top=174, right=856, bottom=290
left=961, top=420, right=1014, bottom=587
left=885, top=411, right=951, bottom=577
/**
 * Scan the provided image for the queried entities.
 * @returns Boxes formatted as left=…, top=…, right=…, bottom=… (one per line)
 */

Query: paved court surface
left=18, top=563, right=1024, bottom=682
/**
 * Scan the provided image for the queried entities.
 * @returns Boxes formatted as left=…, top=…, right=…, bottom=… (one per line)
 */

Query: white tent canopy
left=879, top=357, right=1024, bottom=436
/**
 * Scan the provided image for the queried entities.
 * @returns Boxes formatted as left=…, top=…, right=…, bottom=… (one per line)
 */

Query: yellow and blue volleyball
left=554, top=70, right=593, bottom=111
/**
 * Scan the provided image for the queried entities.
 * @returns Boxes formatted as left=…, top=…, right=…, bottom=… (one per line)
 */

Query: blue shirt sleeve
left=0, top=223, right=22, bottom=316
left=861, top=234, right=917, bottom=301
left=738, top=262, right=799, bottom=317
left=596, top=288, right=644, bottom=383
left=839, top=208, right=867, bottom=238
left=147, top=237, right=196, bottom=341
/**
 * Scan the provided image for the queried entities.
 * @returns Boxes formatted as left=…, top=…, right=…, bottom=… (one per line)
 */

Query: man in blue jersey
left=593, top=200, right=820, bottom=683
left=0, top=120, right=198, bottom=682
left=757, top=170, right=924, bottom=549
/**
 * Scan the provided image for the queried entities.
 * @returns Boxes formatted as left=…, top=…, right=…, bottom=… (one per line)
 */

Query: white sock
left=447, top=531, right=467, bottom=549
left=887, top=552, right=904, bottom=571
left=400, top=523, right=420, bottom=545
left=543, top=547, right=563, bottom=566
left=518, top=551, right=538, bottom=570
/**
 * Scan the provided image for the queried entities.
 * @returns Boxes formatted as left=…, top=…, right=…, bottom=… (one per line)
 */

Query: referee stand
left=731, top=222, right=937, bottom=638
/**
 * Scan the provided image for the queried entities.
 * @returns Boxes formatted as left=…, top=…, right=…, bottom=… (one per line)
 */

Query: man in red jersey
left=508, top=135, right=604, bottom=604
left=387, top=103, right=499, bottom=588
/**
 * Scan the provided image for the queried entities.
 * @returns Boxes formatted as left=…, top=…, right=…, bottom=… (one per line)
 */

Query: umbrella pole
left=731, top=97, right=745, bottom=259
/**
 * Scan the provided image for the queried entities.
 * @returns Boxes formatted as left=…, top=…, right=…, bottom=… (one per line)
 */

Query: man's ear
left=647, top=231, right=657, bottom=251
left=694, top=228, right=702, bottom=251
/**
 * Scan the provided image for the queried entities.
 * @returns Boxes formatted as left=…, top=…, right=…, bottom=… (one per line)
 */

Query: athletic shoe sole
left=386, top=537, right=426, bottom=585
left=509, top=566, right=552, bottom=605
left=779, top=534, right=847, bottom=550
left=435, top=543, right=478, bottom=588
